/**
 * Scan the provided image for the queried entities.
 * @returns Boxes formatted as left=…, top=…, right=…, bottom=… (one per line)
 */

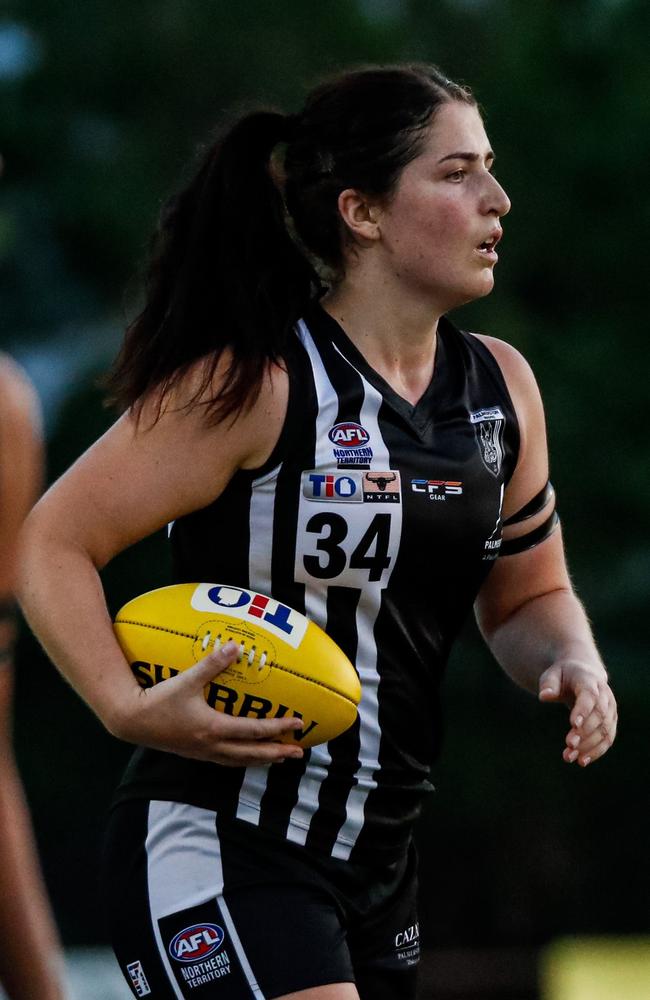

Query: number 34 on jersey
left=296, top=470, right=403, bottom=587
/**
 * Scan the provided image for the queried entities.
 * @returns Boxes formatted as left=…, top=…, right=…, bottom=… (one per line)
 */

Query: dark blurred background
left=2, top=1, right=648, bottom=997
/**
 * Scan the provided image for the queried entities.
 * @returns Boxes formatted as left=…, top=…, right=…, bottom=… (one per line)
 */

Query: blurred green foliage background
left=1, top=0, right=648, bottom=951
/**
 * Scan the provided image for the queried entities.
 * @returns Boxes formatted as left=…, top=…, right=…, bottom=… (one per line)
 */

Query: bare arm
left=0, top=358, right=66, bottom=1000
left=474, top=337, right=617, bottom=767
left=18, top=359, right=304, bottom=766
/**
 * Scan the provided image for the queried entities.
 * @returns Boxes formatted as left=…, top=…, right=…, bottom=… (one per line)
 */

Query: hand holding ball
left=113, top=583, right=361, bottom=748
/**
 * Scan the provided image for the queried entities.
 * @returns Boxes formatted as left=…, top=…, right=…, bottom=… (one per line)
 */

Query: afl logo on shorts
left=169, top=923, right=225, bottom=963
left=328, top=422, right=370, bottom=447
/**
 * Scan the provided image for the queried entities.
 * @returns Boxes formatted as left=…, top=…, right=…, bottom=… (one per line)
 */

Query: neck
left=320, top=272, right=443, bottom=406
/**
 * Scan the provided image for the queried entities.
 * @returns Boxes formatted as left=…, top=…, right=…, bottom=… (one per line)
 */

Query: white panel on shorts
left=145, top=800, right=266, bottom=999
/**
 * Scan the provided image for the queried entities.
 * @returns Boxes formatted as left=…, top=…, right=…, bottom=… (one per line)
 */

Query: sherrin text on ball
left=113, top=583, right=361, bottom=748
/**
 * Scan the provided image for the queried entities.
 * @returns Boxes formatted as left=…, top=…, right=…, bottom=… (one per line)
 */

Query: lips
left=476, top=228, right=503, bottom=253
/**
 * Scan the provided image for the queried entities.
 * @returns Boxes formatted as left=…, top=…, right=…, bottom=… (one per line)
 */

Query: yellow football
left=113, top=583, right=361, bottom=748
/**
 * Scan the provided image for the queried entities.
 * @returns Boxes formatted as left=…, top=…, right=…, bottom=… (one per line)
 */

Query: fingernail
left=575, top=715, right=584, bottom=727
left=568, top=750, right=578, bottom=762
left=291, top=719, right=304, bottom=729
left=220, top=640, right=237, bottom=656
left=569, top=735, right=580, bottom=748
left=582, top=756, right=591, bottom=766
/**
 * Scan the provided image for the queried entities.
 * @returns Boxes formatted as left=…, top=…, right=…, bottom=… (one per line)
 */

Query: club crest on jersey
left=190, top=584, right=308, bottom=649
left=328, top=422, right=373, bottom=466
left=169, top=923, right=225, bottom=963
left=469, top=407, right=505, bottom=477
left=303, top=471, right=363, bottom=502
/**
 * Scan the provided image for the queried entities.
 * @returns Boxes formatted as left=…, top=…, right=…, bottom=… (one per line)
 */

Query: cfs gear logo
left=363, top=471, right=401, bottom=503
left=169, top=923, right=225, bottom=963
left=190, top=584, right=308, bottom=649
left=470, top=407, right=505, bottom=477
left=411, top=479, right=463, bottom=501
left=328, top=422, right=373, bottom=466
left=303, top=471, right=363, bottom=502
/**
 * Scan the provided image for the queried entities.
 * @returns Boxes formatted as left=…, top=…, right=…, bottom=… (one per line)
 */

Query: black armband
left=499, top=509, right=560, bottom=556
left=503, top=481, right=555, bottom=526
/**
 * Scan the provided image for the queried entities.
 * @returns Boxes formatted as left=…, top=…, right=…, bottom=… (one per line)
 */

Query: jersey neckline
left=303, top=300, right=451, bottom=435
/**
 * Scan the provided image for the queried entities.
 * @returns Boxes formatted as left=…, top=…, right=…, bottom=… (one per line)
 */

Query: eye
left=446, top=169, right=466, bottom=182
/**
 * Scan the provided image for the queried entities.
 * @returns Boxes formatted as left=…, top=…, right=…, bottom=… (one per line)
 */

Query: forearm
left=18, top=529, right=140, bottom=732
left=484, top=587, right=607, bottom=695
left=0, top=752, right=65, bottom=1000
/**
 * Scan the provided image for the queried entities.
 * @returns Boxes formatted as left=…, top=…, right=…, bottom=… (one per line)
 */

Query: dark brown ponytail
left=107, top=63, right=474, bottom=424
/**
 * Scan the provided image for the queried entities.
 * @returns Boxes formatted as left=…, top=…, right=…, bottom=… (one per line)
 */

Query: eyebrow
left=437, top=150, right=495, bottom=164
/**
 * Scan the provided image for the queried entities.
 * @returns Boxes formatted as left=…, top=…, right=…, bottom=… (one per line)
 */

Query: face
left=373, top=101, right=511, bottom=311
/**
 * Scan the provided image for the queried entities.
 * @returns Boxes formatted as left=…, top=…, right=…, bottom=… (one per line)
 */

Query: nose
left=483, top=172, right=511, bottom=218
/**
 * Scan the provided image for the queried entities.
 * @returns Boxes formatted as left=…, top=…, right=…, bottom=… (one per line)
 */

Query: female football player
left=19, top=64, right=617, bottom=1000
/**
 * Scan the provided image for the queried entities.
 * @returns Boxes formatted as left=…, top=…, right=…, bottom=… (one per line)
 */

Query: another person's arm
left=0, top=358, right=66, bottom=1000
left=474, top=339, right=617, bottom=766
left=19, top=359, right=304, bottom=766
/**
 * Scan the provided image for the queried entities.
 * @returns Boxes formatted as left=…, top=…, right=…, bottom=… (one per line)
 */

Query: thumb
left=538, top=665, right=563, bottom=702
left=186, top=640, right=241, bottom=687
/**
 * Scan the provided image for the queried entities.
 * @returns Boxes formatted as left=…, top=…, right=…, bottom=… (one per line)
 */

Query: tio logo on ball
left=190, top=584, right=309, bottom=649
left=169, top=924, right=224, bottom=963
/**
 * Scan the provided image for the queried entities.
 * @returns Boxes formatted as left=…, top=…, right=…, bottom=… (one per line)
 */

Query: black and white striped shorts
left=103, top=800, right=420, bottom=999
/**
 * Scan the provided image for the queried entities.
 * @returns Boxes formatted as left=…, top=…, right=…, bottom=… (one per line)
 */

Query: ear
left=337, top=188, right=381, bottom=243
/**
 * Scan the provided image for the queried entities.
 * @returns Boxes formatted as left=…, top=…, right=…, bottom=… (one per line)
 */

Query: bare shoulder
left=471, top=333, right=541, bottom=406
left=142, top=350, right=289, bottom=472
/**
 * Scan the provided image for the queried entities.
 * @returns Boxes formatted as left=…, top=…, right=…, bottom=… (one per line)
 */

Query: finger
left=538, top=666, right=563, bottom=702
left=568, top=686, right=599, bottom=728
left=577, top=739, right=614, bottom=766
left=564, top=716, right=617, bottom=765
left=574, top=700, right=614, bottom=739
left=210, top=740, right=304, bottom=766
left=572, top=725, right=612, bottom=756
left=182, top=641, right=241, bottom=687
left=214, top=712, right=305, bottom=742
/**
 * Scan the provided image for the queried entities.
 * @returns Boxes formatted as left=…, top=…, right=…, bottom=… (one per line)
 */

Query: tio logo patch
left=169, top=923, right=225, bottom=963
left=303, top=471, right=362, bottom=502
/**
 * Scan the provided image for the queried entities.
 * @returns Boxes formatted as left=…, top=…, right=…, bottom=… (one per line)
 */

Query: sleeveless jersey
left=115, top=303, right=520, bottom=863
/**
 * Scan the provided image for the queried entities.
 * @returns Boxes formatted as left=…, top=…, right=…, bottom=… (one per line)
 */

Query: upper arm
left=0, top=357, right=43, bottom=597
left=473, top=335, right=569, bottom=636
left=25, top=359, right=289, bottom=569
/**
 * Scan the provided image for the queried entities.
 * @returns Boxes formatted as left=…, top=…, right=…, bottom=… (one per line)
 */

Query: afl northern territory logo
left=469, top=407, right=505, bottom=477
left=328, top=422, right=370, bottom=447
left=169, top=923, right=225, bottom=963
left=328, top=422, right=373, bottom=466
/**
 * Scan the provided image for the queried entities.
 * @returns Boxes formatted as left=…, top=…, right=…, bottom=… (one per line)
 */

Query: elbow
left=476, top=584, right=575, bottom=644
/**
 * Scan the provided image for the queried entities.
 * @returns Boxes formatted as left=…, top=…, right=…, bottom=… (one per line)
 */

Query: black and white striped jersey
left=116, top=302, right=520, bottom=863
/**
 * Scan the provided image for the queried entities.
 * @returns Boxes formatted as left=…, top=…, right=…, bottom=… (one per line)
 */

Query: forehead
left=414, top=102, right=490, bottom=163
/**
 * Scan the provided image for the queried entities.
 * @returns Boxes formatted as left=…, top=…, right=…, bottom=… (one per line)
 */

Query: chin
left=444, top=279, right=494, bottom=312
